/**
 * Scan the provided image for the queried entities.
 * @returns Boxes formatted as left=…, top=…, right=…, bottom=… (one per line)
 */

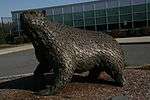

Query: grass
left=0, top=44, right=18, bottom=49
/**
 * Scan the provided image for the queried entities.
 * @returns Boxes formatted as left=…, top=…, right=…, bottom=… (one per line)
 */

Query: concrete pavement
left=0, top=49, right=38, bottom=77
left=0, top=44, right=33, bottom=55
left=116, top=36, right=150, bottom=44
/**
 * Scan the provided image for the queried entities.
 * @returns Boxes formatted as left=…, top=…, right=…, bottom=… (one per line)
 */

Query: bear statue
left=20, top=11, right=125, bottom=95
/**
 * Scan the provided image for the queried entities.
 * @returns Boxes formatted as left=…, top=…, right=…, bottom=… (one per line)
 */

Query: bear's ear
left=42, top=10, right=46, bottom=17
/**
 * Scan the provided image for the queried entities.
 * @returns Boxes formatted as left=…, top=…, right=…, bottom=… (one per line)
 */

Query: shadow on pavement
left=0, top=74, right=116, bottom=92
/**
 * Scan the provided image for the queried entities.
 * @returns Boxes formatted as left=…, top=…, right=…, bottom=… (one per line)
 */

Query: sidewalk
left=116, top=36, right=150, bottom=44
left=0, top=44, right=33, bottom=55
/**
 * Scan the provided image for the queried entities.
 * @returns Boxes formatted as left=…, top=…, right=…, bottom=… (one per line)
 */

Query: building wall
left=11, top=0, right=150, bottom=33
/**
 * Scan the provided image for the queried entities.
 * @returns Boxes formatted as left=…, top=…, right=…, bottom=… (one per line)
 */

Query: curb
left=0, top=73, right=33, bottom=80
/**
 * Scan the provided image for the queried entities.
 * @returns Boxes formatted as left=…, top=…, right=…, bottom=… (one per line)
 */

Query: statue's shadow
left=0, top=73, right=116, bottom=92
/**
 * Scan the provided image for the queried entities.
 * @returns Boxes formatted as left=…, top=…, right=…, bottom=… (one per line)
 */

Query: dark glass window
left=84, top=11, right=94, bottom=18
left=107, top=8, right=119, bottom=16
left=54, top=7, right=62, bottom=15
left=53, top=15, right=63, bottom=23
left=95, top=9, right=106, bottom=17
left=73, top=12, right=83, bottom=20
left=133, top=4, right=146, bottom=12
left=63, top=6, right=72, bottom=14
left=133, top=12, right=146, bottom=21
left=120, top=14, right=132, bottom=22
left=85, top=18, right=95, bottom=26
left=74, top=20, right=84, bottom=27
left=120, top=0, right=131, bottom=7
left=94, top=1, right=106, bottom=10
left=73, top=4, right=83, bottom=13
left=108, top=16, right=119, bottom=24
left=84, top=3, right=94, bottom=11
left=120, top=6, right=132, bottom=14
left=96, top=17, right=106, bottom=25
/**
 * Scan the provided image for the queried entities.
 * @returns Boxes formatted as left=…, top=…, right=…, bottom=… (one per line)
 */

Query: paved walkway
left=116, top=36, right=150, bottom=44
left=0, top=44, right=33, bottom=55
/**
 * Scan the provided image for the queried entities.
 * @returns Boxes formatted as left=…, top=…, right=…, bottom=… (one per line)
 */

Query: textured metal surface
left=20, top=11, right=125, bottom=95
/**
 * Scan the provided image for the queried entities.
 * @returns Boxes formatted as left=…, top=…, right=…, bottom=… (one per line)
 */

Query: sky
left=0, top=0, right=94, bottom=18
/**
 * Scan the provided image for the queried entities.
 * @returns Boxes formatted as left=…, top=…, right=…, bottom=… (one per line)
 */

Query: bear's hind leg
left=104, top=59, right=125, bottom=87
left=34, top=61, right=51, bottom=76
left=88, top=64, right=102, bottom=82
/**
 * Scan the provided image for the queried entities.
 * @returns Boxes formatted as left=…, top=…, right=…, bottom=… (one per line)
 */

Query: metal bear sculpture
left=20, top=11, right=125, bottom=95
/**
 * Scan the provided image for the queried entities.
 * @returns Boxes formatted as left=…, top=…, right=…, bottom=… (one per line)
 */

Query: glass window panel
left=96, top=17, right=106, bottom=25
left=148, top=12, right=150, bottom=19
left=63, top=6, right=72, bottom=14
left=133, top=12, right=146, bottom=21
left=108, top=23, right=119, bottom=30
left=148, top=0, right=150, bottom=3
left=74, top=20, right=84, bottom=27
left=64, top=20, right=73, bottom=26
left=64, top=14, right=73, bottom=21
left=120, top=14, right=132, bottom=22
left=132, top=0, right=146, bottom=5
left=73, top=4, right=83, bottom=13
left=120, top=0, right=131, bottom=6
left=85, top=26, right=95, bottom=31
left=94, top=1, right=106, bottom=10
left=95, top=9, right=106, bottom=17
left=84, top=11, right=94, bottom=18
left=16, top=12, right=21, bottom=19
left=85, top=18, right=95, bottom=26
left=120, top=22, right=132, bottom=29
left=107, top=8, right=119, bottom=16
left=134, top=21, right=146, bottom=28
left=107, top=0, right=118, bottom=8
left=12, top=13, right=20, bottom=25
left=12, top=13, right=17, bottom=20
left=54, top=7, right=62, bottom=15
left=148, top=3, right=150, bottom=11
left=108, top=16, right=119, bottom=24
left=133, top=4, right=146, bottom=12
left=120, top=6, right=132, bottom=14
left=46, top=8, right=53, bottom=15
left=53, top=15, right=63, bottom=23
left=84, top=3, right=94, bottom=11
left=97, top=24, right=107, bottom=31
left=47, top=15, right=53, bottom=21
left=73, top=12, right=83, bottom=19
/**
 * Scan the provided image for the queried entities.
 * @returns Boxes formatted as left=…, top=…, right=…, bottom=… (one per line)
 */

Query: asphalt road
left=121, top=44, right=150, bottom=66
left=0, top=44, right=150, bottom=77
left=0, top=49, right=38, bottom=77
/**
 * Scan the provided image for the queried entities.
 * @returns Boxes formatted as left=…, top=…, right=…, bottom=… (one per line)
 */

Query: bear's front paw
left=115, top=73, right=126, bottom=87
left=35, top=86, right=56, bottom=96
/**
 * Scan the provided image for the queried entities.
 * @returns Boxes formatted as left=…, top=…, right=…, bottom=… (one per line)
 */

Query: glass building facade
left=11, top=0, right=150, bottom=33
